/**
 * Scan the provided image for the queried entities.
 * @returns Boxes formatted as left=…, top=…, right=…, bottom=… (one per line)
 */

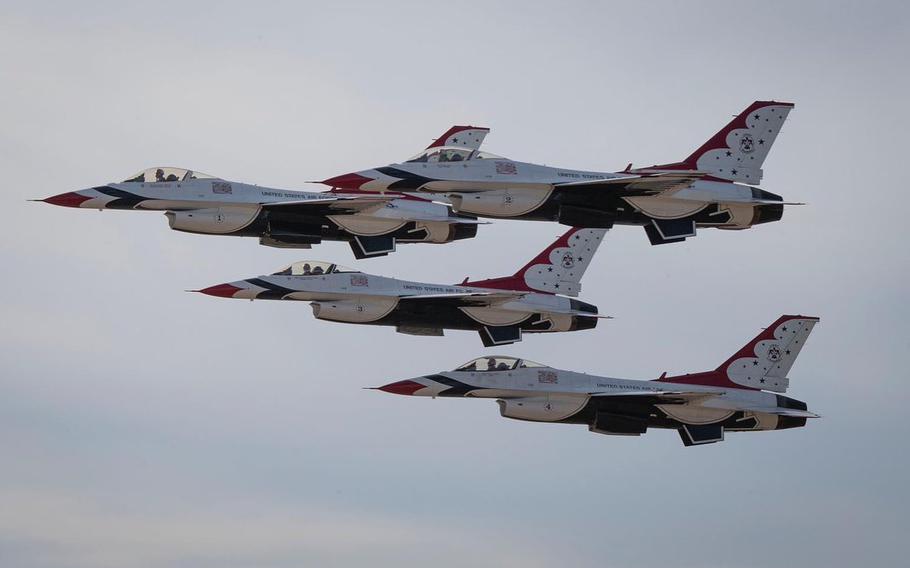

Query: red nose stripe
left=44, top=192, right=93, bottom=208
left=198, top=283, right=243, bottom=298
left=321, top=173, right=374, bottom=189
left=377, top=380, right=426, bottom=396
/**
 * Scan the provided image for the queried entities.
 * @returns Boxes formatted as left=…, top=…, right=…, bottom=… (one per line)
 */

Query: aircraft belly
left=623, top=196, right=709, bottom=219
left=459, top=306, right=532, bottom=326
left=656, top=405, right=735, bottom=425
left=310, top=296, right=400, bottom=323
left=498, top=394, right=590, bottom=422
left=167, top=206, right=261, bottom=234
left=327, top=215, right=407, bottom=236
left=449, top=187, right=553, bottom=217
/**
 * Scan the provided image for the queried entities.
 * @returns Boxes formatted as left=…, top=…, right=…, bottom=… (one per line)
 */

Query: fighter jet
left=376, top=315, right=819, bottom=446
left=322, top=101, right=797, bottom=245
left=196, top=227, right=607, bottom=346
left=40, top=167, right=482, bottom=258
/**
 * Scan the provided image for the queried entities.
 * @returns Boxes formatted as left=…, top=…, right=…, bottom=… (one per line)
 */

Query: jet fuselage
left=382, top=361, right=810, bottom=435
left=199, top=265, right=599, bottom=345
left=327, top=160, right=784, bottom=242
left=43, top=168, right=479, bottom=257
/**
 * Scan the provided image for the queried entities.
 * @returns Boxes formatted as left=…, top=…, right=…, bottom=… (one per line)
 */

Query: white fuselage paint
left=226, top=271, right=587, bottom=331
left=68, top=178, right=462, bottom=238
left=349, top=159, right=769, bottom=225
left=402, top=366, right=788, bottom=429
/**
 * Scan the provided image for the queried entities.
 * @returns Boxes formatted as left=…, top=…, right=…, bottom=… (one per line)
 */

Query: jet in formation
left=196, top=227, right=608, bottom=346
left=376, top=315, right=819, bottom=446
left=40, top=167, right=482, bottom=258
left=322, top=100, right=797, bottom=245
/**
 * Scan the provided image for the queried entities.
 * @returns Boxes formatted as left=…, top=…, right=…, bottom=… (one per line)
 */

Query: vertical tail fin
left=464, top=228, right=608, bottom=296
left=426, top=126, right=490, bottom=150
left=653, top=101, right=794, bottom=184
left=658, top=315, right=819, bottom=393
left=716, top=315, right=819, bottom=392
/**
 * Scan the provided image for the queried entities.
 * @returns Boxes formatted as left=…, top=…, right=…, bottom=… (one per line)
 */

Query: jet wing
left=589, top=390, right=723, bottom=404
left=555, top=172, right=706, bottom=196
left=728, top=404, right=820, bottom=418
left=390, top=211, right=489, bottom=224
left=589, top=391, right=820, bottom=418
left=265, top=195, right=487, bottom=223
left=399, top=291, right=526, bottom=306
left=262, top=195, right=395, bottom=214
left=399, top=292, right=610, bottom=317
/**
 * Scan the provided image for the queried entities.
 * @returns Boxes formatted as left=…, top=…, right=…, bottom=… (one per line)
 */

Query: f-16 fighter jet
left=376, top=315, right=819, bottom=446
left=196, top=227, right=607, bottom=346
left=40, top=167, right=482, bottom=258
left=322, top=101, right=796, bottom=245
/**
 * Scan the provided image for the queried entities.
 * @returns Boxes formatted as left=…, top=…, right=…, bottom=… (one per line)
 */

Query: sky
left=1, top=1, right=908, bottom=566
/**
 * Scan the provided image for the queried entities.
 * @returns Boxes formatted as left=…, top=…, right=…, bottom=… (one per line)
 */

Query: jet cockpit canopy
left=454, top=356, right=547, bottom=372
left=271, top=261, right=360, bottom=276
left=405, top=147, right=507, bottom=164
left=122, top=167, right=219, bottom=183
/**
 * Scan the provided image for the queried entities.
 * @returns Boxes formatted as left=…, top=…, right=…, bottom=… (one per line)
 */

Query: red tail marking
left=681, top=100, right=794, bottom=167
left=427, top=125, right=490, bottom=149
left=647, top=100, right=795, bottom=171
left=462, top=228, right=581, bottom=293
left=655, top=314, right=811, bottom=391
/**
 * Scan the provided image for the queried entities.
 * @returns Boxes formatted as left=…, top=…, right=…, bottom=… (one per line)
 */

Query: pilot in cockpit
left=311, top=265, right=324, bottom=275
left=486, top=358, right=498, bottom=371
left=155, top=168, right=178, bottom=182
left=301, top=263, right=312, bottom=275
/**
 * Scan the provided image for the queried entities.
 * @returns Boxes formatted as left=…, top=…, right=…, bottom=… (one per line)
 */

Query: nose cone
left=43, top=191, right=93, bottom=208
left=377, top=380, right=427, bottom=396
left=197, top=283, right=245, bottom=298
left=196, top=281, right=262, bottom=300
left=321, top=172, right=375, bottom=190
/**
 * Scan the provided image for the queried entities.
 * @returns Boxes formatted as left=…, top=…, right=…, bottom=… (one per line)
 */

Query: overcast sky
left=2, top=1, right=908, bottom=566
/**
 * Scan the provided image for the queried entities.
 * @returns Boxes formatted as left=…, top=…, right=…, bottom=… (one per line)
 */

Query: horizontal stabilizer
left=751, top=199, right=805, bottom=206
left=733, top=404, right=819, bottom=418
